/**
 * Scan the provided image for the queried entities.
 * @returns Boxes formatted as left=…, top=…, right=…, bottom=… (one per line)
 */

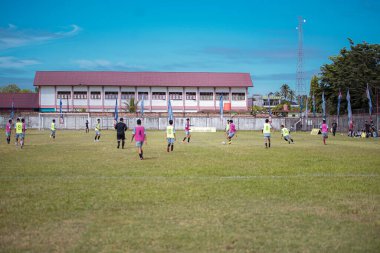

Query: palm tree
left=288, top=89, right=295, bottom=103
left=280, top=84, right=290, bottom=100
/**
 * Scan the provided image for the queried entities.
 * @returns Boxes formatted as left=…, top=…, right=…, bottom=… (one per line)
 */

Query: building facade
left=34, top=71, right=253, bottom=113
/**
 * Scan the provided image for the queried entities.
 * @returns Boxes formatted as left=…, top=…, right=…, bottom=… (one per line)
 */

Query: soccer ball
left=222, top=141, right=226, bottom=145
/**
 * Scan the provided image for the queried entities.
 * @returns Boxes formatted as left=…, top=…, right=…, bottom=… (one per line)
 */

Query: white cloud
left=74, top=59, right=144, bottom=71
left=0, top=24, right=82, bottom=50
left=0, top=56, right=40, bottom=68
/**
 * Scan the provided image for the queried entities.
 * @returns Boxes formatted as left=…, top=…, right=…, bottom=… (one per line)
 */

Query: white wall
left=40, top=86, right=55, bottom=107
left=89, top=86, right=102, bottom=107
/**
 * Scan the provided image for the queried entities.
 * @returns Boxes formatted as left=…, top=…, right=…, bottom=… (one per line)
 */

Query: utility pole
left=296, top=16, right=306, bottom=127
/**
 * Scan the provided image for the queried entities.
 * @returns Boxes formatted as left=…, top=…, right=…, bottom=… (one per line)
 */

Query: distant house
left=34, top=71, right=254, bottom=113
left=0, top=93, right=39, bottom=113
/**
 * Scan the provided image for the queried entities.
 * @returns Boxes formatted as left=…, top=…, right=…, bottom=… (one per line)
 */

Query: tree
left=280, top=84, right=291, bottom=100
left=124, top=98, right=137, bottom=113
left=320, top=39, right=380, bottom=114
left=0, top=84, right=21, bottom=93
left=308, top=75, right=321, bottom=113
left=288, top=90, right=295, bottom=102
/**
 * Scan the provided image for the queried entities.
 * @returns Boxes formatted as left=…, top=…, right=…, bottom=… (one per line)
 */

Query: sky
left=1, top=0, right=379, bottom=95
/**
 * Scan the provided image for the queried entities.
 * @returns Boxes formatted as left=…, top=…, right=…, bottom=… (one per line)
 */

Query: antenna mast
left=296, top=17, right=306, bottom=108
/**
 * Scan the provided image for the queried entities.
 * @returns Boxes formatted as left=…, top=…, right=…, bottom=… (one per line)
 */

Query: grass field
left=0, top=129, right=379, bottom=252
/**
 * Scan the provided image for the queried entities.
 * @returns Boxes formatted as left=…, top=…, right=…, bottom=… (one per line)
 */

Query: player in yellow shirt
left=50, top=119, right=56, bottom=139
left=15, top=118, right=23, bottom=147
left=94, top=119, right=101, bottom=142
left=166, top=120, right=176, bottom=152
left=262, top=118, right=271, bottom=148
left=281, top=124, right=294, bottom=144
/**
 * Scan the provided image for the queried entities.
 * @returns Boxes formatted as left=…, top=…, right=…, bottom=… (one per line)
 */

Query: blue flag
left=312, top=93, right=316, bottom=117
left=267, top=94, right=272, bottom=116
left=347, top=89, right=352, bottom=125
left=219, top=95, right=223, bottom=120
left=168, top=99, right=173, bottom=121
left=59, top=98, right=64, bottom=123
left=10, top=100, right=14, bottom=119
left=337, top=89, right=342, bottom=117
left=114, top=99, right=118, bottom=121
left=140, top=96, right=144, bottom=117
left=322, top=92, right=326, bottom=119
left=366, top=84, right=372, bottom=116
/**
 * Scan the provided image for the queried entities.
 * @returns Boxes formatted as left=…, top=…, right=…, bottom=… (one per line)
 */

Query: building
left=0, top=93, right=39, bottom=113
left=34, top=71, right=253, bottom=113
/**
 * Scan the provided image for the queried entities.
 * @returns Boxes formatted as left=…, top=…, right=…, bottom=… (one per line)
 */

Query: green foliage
left=0, top=84, right=32, bottom=93
left=129, top=98, right=136, bottom=113
left=320, top=39, right=380, bottom=114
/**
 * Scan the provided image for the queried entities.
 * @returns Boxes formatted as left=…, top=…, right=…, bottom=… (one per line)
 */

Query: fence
left=0, top=113, right=378, bottom=132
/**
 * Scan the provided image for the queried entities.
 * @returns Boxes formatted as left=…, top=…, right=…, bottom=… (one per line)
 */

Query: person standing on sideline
left=262, top=118, right=271, bottom=148
left=114, top=118, right=128, bottom=149
left=85, top=120, right=89, bottom=133
left=364, top=120, right=371, bottom=138
left=94, top=119, right=101, bottom=142
left=281, top=124, right=294, bottom=144
left=5, top=119, right=12, bottom=144
left=131, top=119, right=147, bottom=160
left=320, top=119, right=329, bottom=145
left=182, top=118, right=191, bottom=143
left=348, top=120, right=354, bottom=137
left=225, top=119, right=230, bottom=138
left=50, top=119, right=56, bottom=139
left=21, top=118, right=27, bottom=146
left=332, top=121, right=337, bottom=136
left=227, top=120, right=236, bottom=144
left=166, top=119, right=176, bottom=152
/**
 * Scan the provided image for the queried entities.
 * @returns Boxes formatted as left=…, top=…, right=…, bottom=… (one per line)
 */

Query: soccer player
left=50, top=119, right=56, bottom=139
left=166, top=119, right=176, bottom=152
left=21, top=118, right=27, bottom=147
left=262, top=118, right=271, bottom=148
left=225, top=119, right=230, bottom=137
left=332, top=121, right=337, bottom=136
left=320, top=119, right=328, bottom=145
left=182, top=118, right=191, bottom=143
left=227, top=120, right=236, bottom=144
left=131, top=119, right=147, bottom=160
left=94, top=119, right=101, bottom=142
left=85, top=120, right=89, bottom=133
left=115, top=118, right=128, bottom=149
left=281, top=124, right=294, bottom=144
left=15, top=118, right=23, bottom=147
left=5, top=119, right=12, bottom=144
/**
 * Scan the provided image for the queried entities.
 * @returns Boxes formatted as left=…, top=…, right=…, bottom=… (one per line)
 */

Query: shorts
left=117, top=133, right=125, bottom=141
left=51, top=130, right=56, bottom=135
left=185, top=130, right=190, bottom=136
left=21, top=133, right=25, bottom=139
left=167, top=138, right=175, bottom=144
left=135, top=141, right=144, bottom=148
left=322, top=132, right=328, bottom=138
left=95, top=130, right=101, bottom=135
left=228, top=132, right=235, bottom=138
left=15, top=133, right=22, bottom=139
left=5, top=132, right=11, bottom=137
left=264, top=133, right=271, bottom=138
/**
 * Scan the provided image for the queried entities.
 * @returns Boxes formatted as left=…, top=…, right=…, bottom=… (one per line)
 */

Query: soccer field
left=0, top=130, right=379, bottom=252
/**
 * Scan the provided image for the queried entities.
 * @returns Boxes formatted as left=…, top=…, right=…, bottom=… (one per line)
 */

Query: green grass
left=0, top=130, right=379, bottom=253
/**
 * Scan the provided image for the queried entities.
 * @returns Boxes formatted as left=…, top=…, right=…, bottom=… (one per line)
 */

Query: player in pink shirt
left=320, top=119, right=329, bottom=145
left=227, top=120, right=237, bottom=144
left=182, top=118, right=191, bottom=143
left=131, top=119, right=147, bottom=160
left=5, top=119, right=12, bottom=144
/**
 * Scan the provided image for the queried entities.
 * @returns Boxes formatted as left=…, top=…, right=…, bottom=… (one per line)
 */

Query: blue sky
left=1, top=0, right=379, bottom=95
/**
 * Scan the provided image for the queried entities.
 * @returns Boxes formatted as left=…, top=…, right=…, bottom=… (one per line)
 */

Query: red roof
left=0, top=93, right=39, bottom=109
left=34, top=71, right=253, bottom=87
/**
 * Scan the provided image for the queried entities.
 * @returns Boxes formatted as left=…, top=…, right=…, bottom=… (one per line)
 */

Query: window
left=73, top=91, right=87, bottom=99
left=186, top=92, right=196, bottom=100
left=57, top=91, right=71, bottom=99
left=105, top=92, right=118, bottom=100
left=138, top=92, right=148, bottom=100
left=200, top=92, right=213, bottom=100
left=232, top=93, right=245, bottom=101
left=91, top=91, right=101, bottom=100
left=152, top=92, right=166, bottom=100
left=121, top=92, right=135, bottom=100
left=216, top=92, right=229, bottom=100
left=169, top=92, right=182, bottom=100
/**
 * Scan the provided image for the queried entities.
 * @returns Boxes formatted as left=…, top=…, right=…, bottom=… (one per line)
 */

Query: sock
left=122, top=141, right=125, bottom=149
left=187, top=137, right=190, bottom=143
left=171, top=144, right=174, bottom=151
left=95, top=136, right=97, bottom=141
left=117, top=141, right=120, bottom=148
left=265, top=143, right=267, bottom=148
left=183, top=137, right=186, bottom=142
left=139, top=153, right=142, bottom=159
left=141, top=150, right=143, bottom=158
left=269, top=142, right=271, bottom=148
left=291, top=139, right=294, bottom=142
left=167, top=144, right=170, bottom=152
left=98, top=136, right=100, bottom=140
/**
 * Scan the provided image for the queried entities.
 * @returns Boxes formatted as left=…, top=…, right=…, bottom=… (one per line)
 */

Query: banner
left=114, top=99, right=118, bottom=121
left=322, top=92, right=326, bottom=119
left=347, top=89, right=352, bottom=125
left=219, top=95, right=223, bottom=120
left=312, top=93, right=316, bottom=117
left=59, top=98, right=64, bottom=124
left=140, top=96, right=144, bottom=117
left=168, top=99, right=173, bottom=121
left=366, top=83, right=372, bottom=116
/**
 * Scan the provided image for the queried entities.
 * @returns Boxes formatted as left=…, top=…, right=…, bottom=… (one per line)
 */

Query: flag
left=312, top=93, right=316, bottom=117
left=219, top=95, right=223, bottom=120
left=337, top=89, right=342, bottom=118
left=305, top=97, right=308, bottom=118
left=299, top=96, right=303, bottom=114
left=59, top=98, right=64, bottom=124
left=114, top=99, right=118, bottom=121
left=322, top=92, right=326, bottom=119
left=347, top=89, right=352, bottom=125
left=10, top=100, right=14, bottom=119
left=168, top=99, right=173, bottom=121
left=366, top=83, right=373, bottom=116
left=140, top=96, right=144, bottom=117
left=267, top=94, right=271, bottom=116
